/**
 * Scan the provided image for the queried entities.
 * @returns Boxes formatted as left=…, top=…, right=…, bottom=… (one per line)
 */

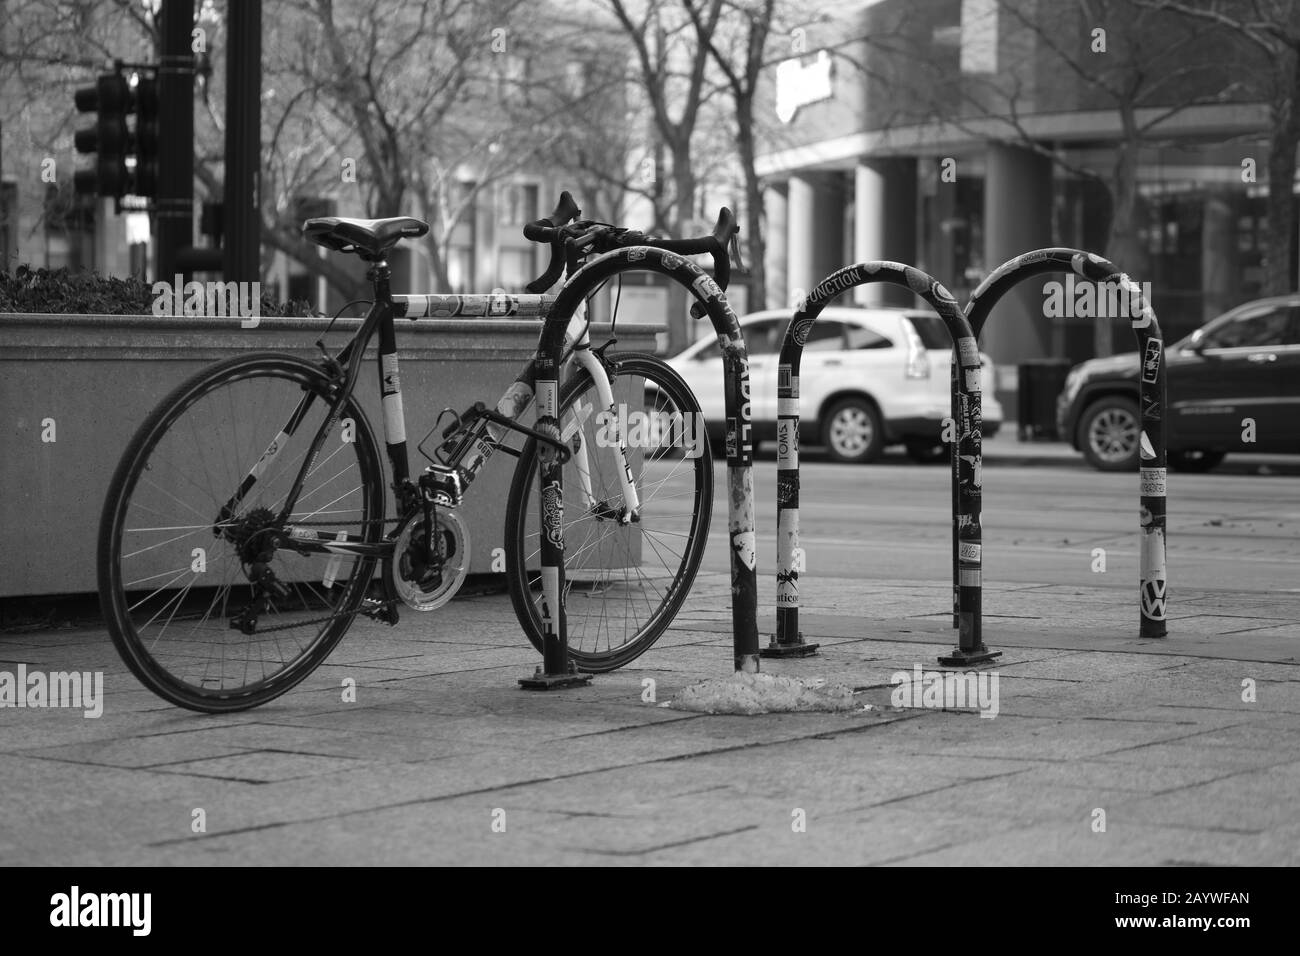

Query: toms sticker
left=958, top=542, right=981, bottom=563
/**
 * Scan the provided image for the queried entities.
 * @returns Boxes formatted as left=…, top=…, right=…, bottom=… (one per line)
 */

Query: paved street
left=709, top=434, right=1300, bottom=594
left=1, top=441, right=1296, bottom=866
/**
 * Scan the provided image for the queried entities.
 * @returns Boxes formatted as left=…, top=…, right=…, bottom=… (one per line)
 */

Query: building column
left=763, top=182, right=788, bottom=310
left=853, top=158, right=917, bottom=306
left=982, top=143, right=1053, bottom=401
left=787, top=172, right=847, bottom=307
left=1202, top=191, right=1237, bottom=323
left=786, top=174, right=816, bottom=308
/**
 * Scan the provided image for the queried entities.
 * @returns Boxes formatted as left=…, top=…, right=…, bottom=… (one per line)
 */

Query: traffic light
left=134, top=76, right=159, bottom=198
left=73, top=69, right=158, bottom=200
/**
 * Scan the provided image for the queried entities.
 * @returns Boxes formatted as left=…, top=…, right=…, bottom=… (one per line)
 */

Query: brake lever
left=728, top=233, right=747, bottom=276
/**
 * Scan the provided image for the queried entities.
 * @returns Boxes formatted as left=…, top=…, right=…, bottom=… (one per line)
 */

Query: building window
left=0, top=181, right=17, bottom=271
left=498, top=183, right=538, bottom=228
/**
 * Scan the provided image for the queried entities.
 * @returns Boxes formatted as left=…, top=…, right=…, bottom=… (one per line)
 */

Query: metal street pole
left=155, top=0, right=195, bottom=282
left=223, top=0, right=261, bottom=284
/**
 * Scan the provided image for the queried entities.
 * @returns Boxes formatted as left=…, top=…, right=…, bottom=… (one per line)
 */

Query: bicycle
left=97, top=192, right=741, bottom=712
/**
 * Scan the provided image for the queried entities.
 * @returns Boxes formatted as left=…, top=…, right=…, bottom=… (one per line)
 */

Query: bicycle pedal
left=360, top=598, right=399, bottom=626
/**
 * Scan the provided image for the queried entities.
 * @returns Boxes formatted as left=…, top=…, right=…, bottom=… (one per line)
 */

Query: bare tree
left=1145, top=0, right=1300, bottom=297
left=607, top=0, right=724, bottom=353
left=0, top=0, right=158, bottom=265
left=262, top=0, right=629, bottom=297
left=833, top=0, right=1241, bottom=354
left=682, top=0, right=775, bottom=309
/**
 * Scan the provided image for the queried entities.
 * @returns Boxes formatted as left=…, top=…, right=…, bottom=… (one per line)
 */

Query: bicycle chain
left=234, top=517, right=406, bottom=634
left=239, top=598, right=401, bottom=635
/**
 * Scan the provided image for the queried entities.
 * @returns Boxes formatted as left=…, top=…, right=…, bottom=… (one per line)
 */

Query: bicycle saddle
left=302, top=216, right=429, bottom=258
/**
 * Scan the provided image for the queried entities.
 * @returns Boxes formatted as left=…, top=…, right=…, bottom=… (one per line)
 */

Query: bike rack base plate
left=761, top=633, right=821, bottom=658
left=937, top=647, right=1002, bottom=667
left=518, top=670, right=594, bottom=690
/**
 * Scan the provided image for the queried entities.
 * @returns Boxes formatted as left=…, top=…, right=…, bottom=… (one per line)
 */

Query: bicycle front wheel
left=97, top=352, right=385, bottom=712
left=505, top=352, right=712, bottom=672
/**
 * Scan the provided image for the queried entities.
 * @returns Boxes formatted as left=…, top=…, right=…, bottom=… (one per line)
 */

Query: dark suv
left=1056, top=295, right=1300, bottom=472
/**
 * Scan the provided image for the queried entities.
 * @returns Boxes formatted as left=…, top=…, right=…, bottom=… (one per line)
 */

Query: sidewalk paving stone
left=1, top=572, right=1296, bottom=865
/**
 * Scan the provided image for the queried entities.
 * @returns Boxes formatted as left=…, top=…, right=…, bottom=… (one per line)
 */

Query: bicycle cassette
left=390, top=507, right=471, bottom=611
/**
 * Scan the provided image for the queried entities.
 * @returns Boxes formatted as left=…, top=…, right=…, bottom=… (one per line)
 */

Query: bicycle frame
left=219, top=260, right=642, bottom=565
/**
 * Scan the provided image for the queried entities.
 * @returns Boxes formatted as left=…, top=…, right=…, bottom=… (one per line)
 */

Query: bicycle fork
left=567, top=310, right=641, bottom=523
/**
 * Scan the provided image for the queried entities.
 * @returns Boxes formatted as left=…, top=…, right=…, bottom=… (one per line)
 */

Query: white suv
left=666, top=307, right=1003, bottom=463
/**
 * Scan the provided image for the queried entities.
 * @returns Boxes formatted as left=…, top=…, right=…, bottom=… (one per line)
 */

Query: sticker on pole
left=1140, top=467, right=1166, bottom=496
left=1141, top=340, right=1161, bottom=384
left=956, top=336, right=980, bottom=367
left=958, top=542, right=981, bottom=563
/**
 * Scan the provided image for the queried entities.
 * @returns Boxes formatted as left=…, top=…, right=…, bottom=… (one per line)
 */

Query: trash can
left=1016, top=359, right=1073, bottom=441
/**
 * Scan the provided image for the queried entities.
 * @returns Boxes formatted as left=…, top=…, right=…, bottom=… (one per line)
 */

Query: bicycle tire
left=98, top=352, right=385, bottom=712
left=505, top=352, right=712, bottom=672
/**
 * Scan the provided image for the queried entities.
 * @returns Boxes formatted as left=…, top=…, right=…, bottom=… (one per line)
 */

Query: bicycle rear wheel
left=505, top=352, right=712, bottom=672
left=97, top=353, right=385, bottom=712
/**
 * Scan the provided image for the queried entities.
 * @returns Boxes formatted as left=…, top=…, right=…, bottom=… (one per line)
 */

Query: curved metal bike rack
left=530, top=246, right=761, bottom=683
left=958, top=248, right=1169, bottom=639
left=769, top=261, right=998, bottom=667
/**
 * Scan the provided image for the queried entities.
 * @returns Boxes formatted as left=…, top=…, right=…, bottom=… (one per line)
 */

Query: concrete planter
left=0, top=313, right=656, bottom=597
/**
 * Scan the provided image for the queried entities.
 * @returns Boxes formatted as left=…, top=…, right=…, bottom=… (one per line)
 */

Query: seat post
left=366, top=259, right=392, bottom=301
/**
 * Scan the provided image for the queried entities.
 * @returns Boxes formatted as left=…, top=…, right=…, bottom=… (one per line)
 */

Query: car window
left=902, top=314, right=952, bottom=350
left=1201, top=304, right=1293, bottom=349
left=743, top=319, right=784, bottom=355
left=693, top=320, right=777, bottom=359
left=803, top=320, right=847, bottom=352
left=845, top=324, right=893, bottom=350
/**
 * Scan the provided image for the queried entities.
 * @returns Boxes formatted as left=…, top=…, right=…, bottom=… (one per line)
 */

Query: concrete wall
left=0, top=314, right=655, bottom=597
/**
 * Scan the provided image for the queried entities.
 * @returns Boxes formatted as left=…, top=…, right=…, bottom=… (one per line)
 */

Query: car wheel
left=1077, top=396, right=1140, bottom=471
left=904, top=437, right=949, bottom=464
left=822, top=397, right=883, bottom=463
left=1169, top=449, right=1226, bottom=473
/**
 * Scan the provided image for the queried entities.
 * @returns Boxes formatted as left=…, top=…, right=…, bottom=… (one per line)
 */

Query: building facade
left=756, top=0, right=1281, bottom=401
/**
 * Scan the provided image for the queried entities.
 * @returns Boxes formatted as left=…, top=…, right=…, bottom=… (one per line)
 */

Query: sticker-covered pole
left=768, top=262, right=999, bottom=666
left=529, top=246, right=760, bottom=677
left=965, top=248, right=1168, bottom=638
left=518, top=317, right=589, bottom=689
left=765, top=308, right=818, bottom=658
